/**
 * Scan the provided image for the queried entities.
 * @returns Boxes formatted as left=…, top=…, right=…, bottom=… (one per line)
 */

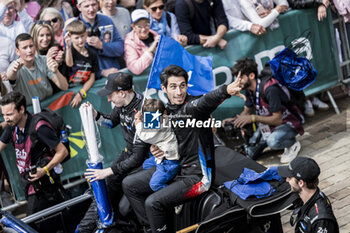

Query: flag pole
left=132, top=35, right=164, bottom=144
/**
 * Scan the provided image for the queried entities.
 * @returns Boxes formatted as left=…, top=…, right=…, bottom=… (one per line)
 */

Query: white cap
left=131, top=9, right=149, bottom=24
left=77, top=0, right=86, bottom=5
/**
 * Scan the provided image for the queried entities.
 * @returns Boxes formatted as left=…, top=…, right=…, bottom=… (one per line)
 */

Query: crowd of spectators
left=0, top=0, right=338, bottom=109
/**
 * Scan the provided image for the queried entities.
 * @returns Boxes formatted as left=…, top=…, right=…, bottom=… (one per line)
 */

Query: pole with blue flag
left=132, top=35, right=215, bottom=145
left=146, top=35, right=214, bottom=95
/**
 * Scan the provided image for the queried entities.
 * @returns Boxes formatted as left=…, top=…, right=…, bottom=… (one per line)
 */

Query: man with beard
left=277, top=157, right=339, bottom=233
left=0, top=92, right=68, bottom=215
left=223, top=57, right=304, bottom=163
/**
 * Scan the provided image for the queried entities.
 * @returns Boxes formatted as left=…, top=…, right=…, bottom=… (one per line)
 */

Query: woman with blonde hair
left=30, top=22, right=64, bottom=64
left=40, top=7, right=65, bottom=48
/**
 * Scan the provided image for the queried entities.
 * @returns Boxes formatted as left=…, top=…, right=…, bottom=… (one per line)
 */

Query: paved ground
left=253, top=95, right=350, bottom=233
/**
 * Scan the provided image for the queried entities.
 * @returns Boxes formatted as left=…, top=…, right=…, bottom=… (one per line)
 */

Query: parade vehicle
left=1, top=130, right=299, bottom=233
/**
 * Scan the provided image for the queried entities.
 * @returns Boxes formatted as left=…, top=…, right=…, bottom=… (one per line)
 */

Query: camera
left=23, top=165, right=37, bottom=180
left=223, top=121, right=242, bottom=139
left=30, top=165, right=37, bottom=174
left=223, top=121, right=254, bottom=143
left=87, top=26, right=101, bottom=38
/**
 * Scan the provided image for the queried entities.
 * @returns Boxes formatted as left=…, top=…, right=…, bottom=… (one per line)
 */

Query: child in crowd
left=64, top=20, right=99, bottom=108
left=134, top=99, right=180, bottom=191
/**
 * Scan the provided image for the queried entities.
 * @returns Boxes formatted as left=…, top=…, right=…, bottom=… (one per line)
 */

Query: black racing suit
left=293, top=188, right=339, bottom=233
left=78, top=92, right=150, bottom=233
left=122, top=85, right=231, bottom=233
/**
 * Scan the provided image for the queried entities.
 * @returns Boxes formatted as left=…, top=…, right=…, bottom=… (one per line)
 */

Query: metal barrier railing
left=333, top=13, right=350, bottom=83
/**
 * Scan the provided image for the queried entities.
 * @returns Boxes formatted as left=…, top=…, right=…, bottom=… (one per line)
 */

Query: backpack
left=258, top=65, right=305, bottom=123
left=28, top=108, right=71, bottom=163
left=268, top=46, right=317, bottom=91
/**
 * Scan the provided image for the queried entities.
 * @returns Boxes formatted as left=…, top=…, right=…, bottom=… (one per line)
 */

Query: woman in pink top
left=124, top=9, right=160, bottom=75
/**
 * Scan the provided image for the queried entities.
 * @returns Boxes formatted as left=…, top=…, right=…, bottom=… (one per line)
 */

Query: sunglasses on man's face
left=150, top=5, right=164, bottom=12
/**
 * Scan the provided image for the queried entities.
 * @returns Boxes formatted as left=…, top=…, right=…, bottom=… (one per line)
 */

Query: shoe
left=312, top=97, right=329, bottom=110
left=280, top=141, right=301, bottom=164
left=304, top=100, right=315, bottom=117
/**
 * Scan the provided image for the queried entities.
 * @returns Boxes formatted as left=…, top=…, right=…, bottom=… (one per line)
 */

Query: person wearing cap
left=124, top=9, right=160, bottom=75
left=278, top=157, right=339, bottom=233
left=78, top=72, right=150, bottom=233
left=69, top=0, right=124, bottom=79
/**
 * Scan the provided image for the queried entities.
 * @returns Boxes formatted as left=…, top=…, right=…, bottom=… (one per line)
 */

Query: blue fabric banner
left=147, top=35, right=214, bottom=96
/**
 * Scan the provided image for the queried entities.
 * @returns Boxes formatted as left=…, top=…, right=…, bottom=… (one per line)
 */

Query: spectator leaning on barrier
left=0, top=92, right=69, bottom=215
left=288, top=0, right=330, bottom=21
left=72, top=0, right=124, bottom=79
left=7, top=33, right=68, bottom=105
left=64, top=20, right=98, bottom=108
left=277, top=157, right=339, bottom=233
left=175, top=0, right=228, bottom=49
left=222, top=0, right=266, bottom=36
left=124, top=9, right=160, bottom=75
left=122, top=64, right=244, bottom=233
left=238, top=0, right=289, bottom=31
left=0, top=0, right=33, bottom=40
left=99, top=0, right=131, bottom=40
left=78, top=72, right=150, bottom=233
left=143, top=0, right=188, bottom=46
left=223, top=58, right=304, bottom=163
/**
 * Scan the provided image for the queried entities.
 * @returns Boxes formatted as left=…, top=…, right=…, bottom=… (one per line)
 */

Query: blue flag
left=147, top=36, right=214, bottom=96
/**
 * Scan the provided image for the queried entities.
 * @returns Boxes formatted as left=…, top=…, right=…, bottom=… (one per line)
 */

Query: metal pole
left=327, top=90, right=340, bottom=115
